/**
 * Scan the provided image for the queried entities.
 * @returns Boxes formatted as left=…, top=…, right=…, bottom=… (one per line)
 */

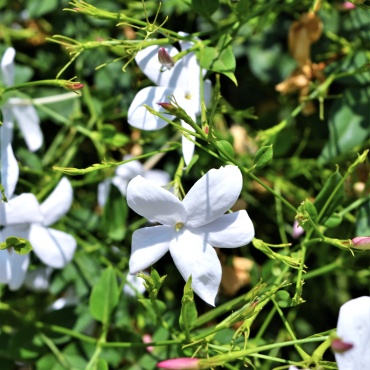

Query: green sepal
left=0, top=237, right=33, bottom=255
left=253, top=145, right=273, bottom=169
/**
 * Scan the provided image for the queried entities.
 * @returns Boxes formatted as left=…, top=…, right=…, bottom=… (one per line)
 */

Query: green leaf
left=275, top=291, right=292, bottom=308
left=314, top=168, right=344, bottom=223
left=99, top=124, right=130, bottom=147
left=356, top=199, right=370, bottom=235
left=200, top=35, right=237, bottom=84
left=0, top=237, right=33, bottom=254
left=319, top=87, right=370, bottom=163
left=323, top=213, right=343, bottom=228
left=253, top=145, right=273, bottom=169
left=96, top=358, right=109, bottom=370
left=100, top=184, right=128, bottom=241
left=26, top=0, right=58, bottom=17
left=215, top=139, right=235, bottom=160
left=179, top=276, right=198, bottom=332
left=89, top=267, right=119, bottom=324
left=191, top=0, right=220, bottom=16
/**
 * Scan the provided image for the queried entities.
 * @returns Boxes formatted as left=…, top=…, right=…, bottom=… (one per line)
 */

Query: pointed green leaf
left=191, top=0, right=220, bottom=16
left=253, top=145, right=273, bottom=169
left=89, top=267, right=119, bottom=324
left=215, top=140, right=235, bottom=160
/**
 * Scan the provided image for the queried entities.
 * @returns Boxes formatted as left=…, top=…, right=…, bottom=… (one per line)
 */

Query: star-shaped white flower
left=127, top=165, right=255, bottom=305
left=98, top=156, right=170, bottom=207
left=1, top=47, right=42, bottom=152
left=334, top=296, right=370, bottom=370
left=0, top=177, right=77, bottom=290
left=128, top=33, right=212, bottom=165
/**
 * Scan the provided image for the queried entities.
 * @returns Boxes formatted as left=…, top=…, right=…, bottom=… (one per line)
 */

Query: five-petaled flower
left=127, top=32, right=212, bottom=165
left=126, top=165, right=255, bottom=305
left=0, top=177, right=77, bottom=290
left=334, top=296, right=370, bottom=369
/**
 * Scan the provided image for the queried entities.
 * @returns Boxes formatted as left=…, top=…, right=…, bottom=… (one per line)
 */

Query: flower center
left=175, top=222, right=184, bottom=232
left=185, top=92, right=193, bottom=100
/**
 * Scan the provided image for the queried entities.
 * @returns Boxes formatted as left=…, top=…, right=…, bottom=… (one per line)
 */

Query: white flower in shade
left=123, top=271, right=147, bottom=297
left=128, top=33, right=212, bottom=165
left=0, top=177, right=77, bottom=290
left=127, top=165, right=255, bottom=305
left=1, top=47, right=42, bottom=151
left=334, top=296, right=370, bottom=370
left=0, top=127, right=19, bottom=199
left=98, top=156, right=170, bottom=207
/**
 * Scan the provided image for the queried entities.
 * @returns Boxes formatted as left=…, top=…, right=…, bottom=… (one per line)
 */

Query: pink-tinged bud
left=341, top=1, right=356, bottom=9
left=331, top=338, right=354, bottom=353
left=157, top=358, right=200, bottom=369
left=203, top=125, right=209, bottom=135
left=142, top=334, right=154, bottom=353
left=157, top=102, right=178, bottom=114
left=292, top=220, right=305, bottom=239
left=158, top=48, right=175, bottom=70
left=352, top=237, right=370, bottom=250
left=65, top=82, right=84, bottom=90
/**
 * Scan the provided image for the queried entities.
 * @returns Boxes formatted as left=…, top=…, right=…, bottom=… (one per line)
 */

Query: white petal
left=8, top=252, right=30, bottom=291
left=115, top=158, right=144, bottom=179
left=123, top=272, right=147, bottom=297
left=183, top=166, right=243, bottom=228
left=335, top=296, right=370, bottom=370
left=170, top=229, right=221, bottom=306
left=29, top=225, right=77, bottom=268
left=10, top=100, right=42, bottom=152
left=97, top=179, right=112, bottom=207
left=129, top=225, right=174, bottom=274
left=203, top=79, right=212, bottom=107
left=135, top=44, right=187, bottom=88
left=111, top=176, right=130, bottom=197
left=128, top=86, right=177, bottom=130
left=40, top=177, right=73, bottom=226
left=143, top=169, right=171, bottom=187
left=0, top=249, right=11, bottom=284
left=1, top=141, right=19, bottom=199
left=181, top=119, right=196, bottom=166
left=1, top=47, right=15, bottom=86
left=127, top=176, right=186, bottom=226
left=24, top=267, right=52, bottom=292
left=1, top=194, right=43, bottom=225
left=191, top=211, right=255, bottom=248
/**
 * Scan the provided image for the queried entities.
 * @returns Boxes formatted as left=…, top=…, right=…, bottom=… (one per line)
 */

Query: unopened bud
left=158, top=48, right=175, bottom=70
left=65, top=82, right=84, bottom=90
left=157, top=358, right=200, bottom=370
left=351, top=236, right=370, bottom=250
left=331, top=338, right=354, bottom=353
left=157, top=102, right=178, bottom=114
left=142, top=334, right=154, bottom=353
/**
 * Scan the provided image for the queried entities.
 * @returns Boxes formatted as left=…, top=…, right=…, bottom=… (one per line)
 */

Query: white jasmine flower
left=334, top=296, right=370, bottom=370
left=98, top=156, right=170, bottom=207
left=126, top=165, right=255, bottom=305
left=128, top=33, right=212, bottom=165
left=1, top=47, right=42, bottom=151
left=0, top=126, right=19, bottom=199
left=0, top=177, right=77, bottom=290
left=24, top=266, right=52, bottom=292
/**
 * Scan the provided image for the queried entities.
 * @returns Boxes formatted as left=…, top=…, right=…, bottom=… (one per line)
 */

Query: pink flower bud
left=157, top=358, right=200, bottom=369
left=65, top=82, right=84, bottom=90
left=142, top=334, right=154, bottom=353
left=158, top=48, right=175, bottom=70
left=292, top=220, right=305, bottom=239
left=331, top=338, right=354, bottom=353
left=341, top=1, right=356, bottom=9
left=352, top=237, right=370, bottom=250
left=157, top=102, right=178, bottom=114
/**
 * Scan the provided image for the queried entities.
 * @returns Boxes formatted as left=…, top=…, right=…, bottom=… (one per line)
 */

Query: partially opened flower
left=98, top=156, right=170, bottom=207
left=334, top=296, right=370, bottom=369
left=1, top=47, right=42, bottom=151
left=128, top=33, right=212, bottom=165
left=127, top=165, right=255, bottom=305
left=0, top=177, right=77, bottom=290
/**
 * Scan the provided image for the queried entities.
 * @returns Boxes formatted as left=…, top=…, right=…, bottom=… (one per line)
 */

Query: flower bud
left=157, top=102, right=178, bottom=114
left=331, top=338, right=354, bottom=353
left=157, top=358, right=200, bottom=369
left=65, top=82, right=84, bottom=90
left=158, top=48, right=175, bottom=70
left=351, top=236, right=370, bottom=250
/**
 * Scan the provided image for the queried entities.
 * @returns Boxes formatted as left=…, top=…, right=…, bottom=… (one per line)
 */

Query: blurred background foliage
left=0, top=0, right=369, bottom=369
